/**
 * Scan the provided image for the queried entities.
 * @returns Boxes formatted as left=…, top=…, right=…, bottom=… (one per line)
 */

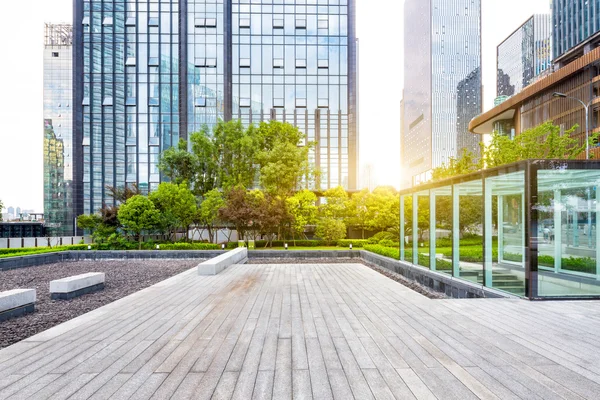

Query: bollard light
left=88, top=245, right=91, bottom=250
left=285, top=243, right=288, bottom=250
left=221, top=243, right=225, bottom=250
left=156, top=245, right=160, bottom=250
left=349, top=243, right=353, bottom=250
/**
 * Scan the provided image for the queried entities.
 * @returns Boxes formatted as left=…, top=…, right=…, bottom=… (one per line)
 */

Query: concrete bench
left=198, top=247, right=247, bottom=275
left=50, top=272, right=105, bottom=300
left=0, top=289, right=36, bottom=322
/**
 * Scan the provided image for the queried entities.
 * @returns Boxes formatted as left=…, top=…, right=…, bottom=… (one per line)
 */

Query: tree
left=117, top=195, right=161, bottom=249
left=158, top=139, right=198, bottom=186
left=198, top=189, right=225, bottom=243
left=346, top=189, right=370, bottom=238
left=366, top=187, right=399, bottom=233
left=106, top=183, right=142, bottom=204
left=286, top=189, right=318, bottom=244
left=319, top=186, right=349, bottom=219
left=315, top=217, right=346, bottom=243
left=190, top=130, right=218, bottom=195
left=255, top=121, right=316, bottom=196
left=252, top=194, right=291, bottom=246
left=77, top=214, right=102, bottom=242
left=218, top=188, right=257, bottom=241
left=432, top=148, right=482, bottom=181
left=403, top=196, right=430, bottom=242
left=149, top=183, right=197, bottom=241
left=213, top=120, right=261, bottom=190
left=0, top=199, right=3, bottom=221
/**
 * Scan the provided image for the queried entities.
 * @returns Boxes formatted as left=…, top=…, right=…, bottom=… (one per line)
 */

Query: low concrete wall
left=0, top=289, right=36, bottom=313
left=360, top=250, right=512, bottom=299
left=0, top=250, right=225, bottom=271
left=198, top=247, right=248, bottom=275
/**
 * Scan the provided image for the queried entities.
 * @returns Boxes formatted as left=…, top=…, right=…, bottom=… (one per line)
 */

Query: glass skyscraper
left=401, top=0, right=482, bottom=186
left=74, top=0, right=358, bottom=217
left=553, top=0, right=600, bottom=63
left=497, top=14, right=552, bottom=98
left=44, top=24, right=75, bottom=235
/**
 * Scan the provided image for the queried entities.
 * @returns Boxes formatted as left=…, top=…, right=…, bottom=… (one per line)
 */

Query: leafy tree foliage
left=77, top=214, right=102, bottom=242
left=315, top=217, right=347, bottom=243
left=198, top=189, right=225, bottom=243
left=149, top=183, right=197, bottom=241
left=117, top=195, right=161, bottom=249
left=319, top=186, right=349, bottom=219
left=158, top=140, right=197, bottom=186
left=286, top=189, right=318, bottom=243
left=365, top=186, right=400, bottom=233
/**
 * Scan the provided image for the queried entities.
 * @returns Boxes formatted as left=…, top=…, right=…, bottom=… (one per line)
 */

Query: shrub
left=364, top=244, right=399, bottom=259
left=158, top=242, right=220, bottom=250
left=378, top=239, right=396, bottom=247
left=367, top=231, right=396, bottom=244
left=336, top=239, right=369, bottom=248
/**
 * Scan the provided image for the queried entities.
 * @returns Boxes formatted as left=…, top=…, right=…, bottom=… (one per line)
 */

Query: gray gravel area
left=0, top=259, right=201, bottom=349
left=247, top=257, right=447, bottom=299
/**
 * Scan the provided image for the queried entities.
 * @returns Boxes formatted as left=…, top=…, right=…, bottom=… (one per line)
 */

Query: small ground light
left=87, top=245, right=91, bottom=250
left=221, top=244, right=225, bottom=250
left=156, top=245, right=160, bottom=250
left=285, top=243, right=288, bottom=250
left=349, top=243, right=353, bottom=250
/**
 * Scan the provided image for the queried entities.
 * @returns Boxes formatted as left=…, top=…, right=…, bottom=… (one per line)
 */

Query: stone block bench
left=50, top=272, right=106, bottom=300
left=0, top=289, right=36, bottom=322
left=198, top=247, right=247, bottom=275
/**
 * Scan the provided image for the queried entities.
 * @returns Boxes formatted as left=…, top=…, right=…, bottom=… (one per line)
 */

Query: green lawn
left=248, top=246, right=348, bottom=251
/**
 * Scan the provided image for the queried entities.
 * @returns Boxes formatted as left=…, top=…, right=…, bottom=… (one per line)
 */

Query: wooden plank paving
left=1, top=263, right=600, bottom=399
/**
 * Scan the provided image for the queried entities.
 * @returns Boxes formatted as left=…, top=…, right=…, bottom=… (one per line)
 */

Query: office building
left=497, top=14, right=552, bottom=98
left=44, top=24, right=75, bottom=236
left=553, top=0, right=600, bottom=65
left=402, top=0, right=482, bottom=186
left=73, top=0, right=358, bottom=216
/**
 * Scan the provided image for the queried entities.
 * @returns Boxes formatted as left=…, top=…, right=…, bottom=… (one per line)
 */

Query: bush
left=364, top=244, right=399, bottom=259
left=158, top=243, right=220, bottom=251
left=227, top=240, right=328, bottom=249
left=378, top=239, right=396, bottom=247
left=0, top=244, right=93, bottom=259
left=336, top=239, right=369, bottom=248
left=367, top=231, right=396, bottom=244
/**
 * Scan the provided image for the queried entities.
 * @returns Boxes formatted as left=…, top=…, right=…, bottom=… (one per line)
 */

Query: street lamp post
left=552, top=92, right=592, bottom=159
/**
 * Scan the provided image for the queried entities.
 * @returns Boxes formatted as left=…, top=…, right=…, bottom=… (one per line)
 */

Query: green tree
left=403, top=196, right=430, bottom=242
left=255, top=121, right=316, bottom=196
left=213, top=120, right=261, bottom=190
left=366, top=187, right=399, bottom=233
left=315, top=217, right=347, bottom=243
left=218, top=188, right=257, bottom=241
left=190, top=129, right=218, bottom=195
left=158, top=139, right=198, bottom=186
left=117, top=195, right=161, bottom=249
left=198, top=189, right=225, bottom=243
left=77, top=214, right=102, bottom=242
left=286, top=189, right=318, bottom=244
left=432, top=148, right=482, bottom=181
left=346, top=189, right=370, bottom=239
left=319, top=186, right=349, bottom=219
left=149, top=183, right=197, bottom=242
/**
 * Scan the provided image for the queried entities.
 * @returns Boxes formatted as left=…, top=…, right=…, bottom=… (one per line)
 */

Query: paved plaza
left=1, top=262, right=600, bottom=399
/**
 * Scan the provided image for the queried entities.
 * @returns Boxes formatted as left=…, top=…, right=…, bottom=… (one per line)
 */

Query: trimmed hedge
left=158, top=243, right=220, bottom=251
left=336, top=239, right=369, bottom=248
left=367, top=232, right=397, bottom=244
left=0, top=244, right=92, bottom=259
left=364, top=244, right=400, bottom=259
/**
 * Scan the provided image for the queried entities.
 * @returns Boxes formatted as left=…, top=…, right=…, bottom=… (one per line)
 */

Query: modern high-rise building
left=497, top=14, right=552, bottom=98
left=553, top=0, right=600, bottom=65
left=73, top=0, right=358, bottom=216
left=43, top=24, right=75, bottom=236
left=401, top=0, right=482, bottom=186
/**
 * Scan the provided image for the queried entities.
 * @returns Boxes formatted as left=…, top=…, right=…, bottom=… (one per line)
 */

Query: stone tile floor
left=1, top=263, right=600, bottom=399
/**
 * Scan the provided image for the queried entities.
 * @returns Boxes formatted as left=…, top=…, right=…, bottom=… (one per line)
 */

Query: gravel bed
left=247, top=257, right=448, bottom=299
left=0, top=259, right=201, bottom=349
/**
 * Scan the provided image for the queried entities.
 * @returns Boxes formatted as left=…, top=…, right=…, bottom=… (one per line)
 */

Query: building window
left=149, top=58, right=159, bottom=66
left=52, top=52, right=59, bottom=58
left=103, top=97, right=113, bottom=106
left=273, top=19, right=284, bottom=29
left=82, top=97, right=90, bottom=106
left=240, top=18, right=250, bottom=28
left=125, top=57, right=136, bottom=66
left=274, top=98, right=284, bottom=108
left=296, top=98, right=307, bottom=108
left=126, top=98, right=136, bottom=106
left=318, top=59, right=329, bottom=69
left=318, top=99, right=329, bottom=108
left=195, top=97, right=207, bottom=107
left=318, top=19, right=329, bottom=29
left=125, top=17, right=136, bottom=26
left=240, top=58, right=251, bottom=68
left=273, top=58, right=284, bottom=69
left=149, top=98, right=159, bottom=106
left=149, top=17, right=159, bottom=27
left=82, top=17, right=90, bottom=25
left=296, top=19, right=307, bottom=29
left=195, top=58, right=217, bottom=68
left=103, top=17, right=113, bottom=26
left=296, top=59, right=307, bottom=69
left=195, top=18, right=217, bottom=28
left=240, top=98, right=251, bottom=108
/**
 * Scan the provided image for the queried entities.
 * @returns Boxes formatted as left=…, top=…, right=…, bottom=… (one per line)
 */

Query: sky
left=0, top=0, right=552, bottom=213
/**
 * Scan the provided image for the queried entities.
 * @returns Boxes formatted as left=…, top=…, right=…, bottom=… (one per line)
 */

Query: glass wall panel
left=455, top=180, right=483, bottom=283
left=432, top=186, right=452, bottom=274
left=415, top=190, right=430, bottom=268
left=536, top=169, right=600, bottom=297
left=403, top=195, right=413, bottom=263
left=485, top=171, right=526, bottom=296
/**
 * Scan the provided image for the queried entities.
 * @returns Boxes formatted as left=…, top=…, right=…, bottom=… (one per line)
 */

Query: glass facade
left=75, top=0, right=358, bottom=217
left=402, top=0, right=482, bottom=186
left=44, top=24, right=75, bottom=236
left=399, top=159, right=600, bottom=299
left=553, top=0, right=600, bottom=61
left=497, top=14, right=552, bottom=98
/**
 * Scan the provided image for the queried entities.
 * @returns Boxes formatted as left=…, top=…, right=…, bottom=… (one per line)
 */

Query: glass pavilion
left=399, top=160, right=600, bottom=300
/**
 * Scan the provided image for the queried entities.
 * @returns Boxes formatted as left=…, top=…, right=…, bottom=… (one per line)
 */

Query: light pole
left=552, top=92, right=592, bottom=159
